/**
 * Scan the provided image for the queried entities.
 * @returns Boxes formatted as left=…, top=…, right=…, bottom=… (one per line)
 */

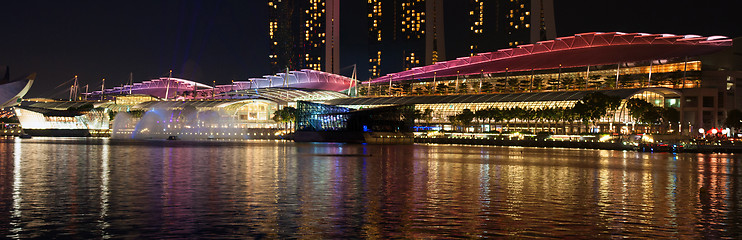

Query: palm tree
left=272, top=106, right=297, bottom=131
left=572, top=92, right=622, bottom=132
left=547, top=78, right=559, bottom=90
left=626, top=98, right=663, bottom=132
left=532, top=77, right=544, bottom=91
left=507, top=78, right=519, bottom=92
left=668, top=71, right=685, bottom=88
left=487, top=107, right=505, bottom=132
left=458, top=109, right=476, bottom=132
left=458, top=82, right=469, bottom=94
left=575, top=77, right=587, bottom=90
left=422, top=108, right=434, bottom=126
left=448, top=115, right=460, bottom=132
left=497, top=77, right=509, bottom=92
left=370, top=85, right=382, bottom=96
left=587, top=75, right=602, bottom=89
left=603, top=76, right=617, bottom=89
left=560, top=77, right=575, bottom=90
left=435, top=83, right=448, bottom=94
left=626, top=98, right=653, bottom=123
left=480, top=81, right=494, bottom=93
left=475, top=109, right=488, bottom=132
left=413, top=87, right=424, bottom=95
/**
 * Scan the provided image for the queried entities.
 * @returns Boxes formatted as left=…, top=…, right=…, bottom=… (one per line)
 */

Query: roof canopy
left=325, top=88, right=681, bottom=106
left=369, top=32, right=732, bottom=84
left=223, top=88, right=349, bottom=104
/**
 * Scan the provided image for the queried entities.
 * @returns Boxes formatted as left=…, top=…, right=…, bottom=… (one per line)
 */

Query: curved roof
left=133, top=99, right=280, bottom=116
left=324, top=88, right=681, bottom=106
left=86, top=77, right=212, bottom=99
left=0, top=73, right=35, bottom=108
left=242, top=69, right=356, bottom=92
left=220, top=88, right=348, bottom=104
left=87, top=69, right=356, bottom=100
left=369, top=32, right=732, bottom=84
left=133, top=99, right=260, bottom=109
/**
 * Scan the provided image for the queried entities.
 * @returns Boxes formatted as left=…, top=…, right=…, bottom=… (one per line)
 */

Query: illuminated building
left=367, top=0, right=446, bottom=79
left=269, top=0, right=340, bottom=74
left=0, top=70, right=34, bottom=109
left=294, top=101, right=414, bottom=144
left=353, top=32, right=740, bottom=133
left=447, top=0, right=556, bottom=58
left=84, top=69, right=355, bottom=100
left=366, top=0, right=554, bottom=80
left=17, top=69, right=355, bottom=138
left=14, top=101, right=112, bottom=136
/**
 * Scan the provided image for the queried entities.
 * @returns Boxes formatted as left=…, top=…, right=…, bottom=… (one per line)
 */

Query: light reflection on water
left=0, top=138, right=741, bottom=238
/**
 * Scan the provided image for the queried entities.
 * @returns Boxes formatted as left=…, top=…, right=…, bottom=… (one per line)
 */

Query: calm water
left=0, top=137, right=741, bottom=239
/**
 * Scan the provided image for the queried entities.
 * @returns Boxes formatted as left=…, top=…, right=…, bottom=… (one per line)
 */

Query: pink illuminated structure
left=367, top=32, right=732, bottom=84
left=86, top=69, right=356, bottom=100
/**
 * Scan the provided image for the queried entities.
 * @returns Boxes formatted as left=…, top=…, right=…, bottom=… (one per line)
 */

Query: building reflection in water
left=1, top=139, right=742, bottom=238
left=99, top=138, right=109, bottom=237
left=0, top=139, right=13, bottom=236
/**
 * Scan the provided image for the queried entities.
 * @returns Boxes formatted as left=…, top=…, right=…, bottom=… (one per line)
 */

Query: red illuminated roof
left=368, top=32, right=732, bottom=84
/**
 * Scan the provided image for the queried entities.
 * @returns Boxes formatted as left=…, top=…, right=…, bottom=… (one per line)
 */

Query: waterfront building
left=84, top=69, right=355, bottom=100
left=269, top=0, right=340, bottom=74
left=16, top=69, right=356, bottom=138
left=327, top=88, right=678, bottom=134
left=294, top=101, right=414, bottom=143
left=354, top=32, right=738, bottom=133
left=0, top=69, right=34, bottom=109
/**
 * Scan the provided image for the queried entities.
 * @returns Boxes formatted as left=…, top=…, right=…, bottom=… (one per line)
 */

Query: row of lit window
left=304, top=54, right=322, bottom=62
left=368, top=0, right=382, bottom=41
left=470, top=0, right=484, bottom=34
left=369, top=51, right=382, bottom=77
left=269, top=21, right=277, bottom=39
left=400, top=0, right=425, bottom=38
left=305, top=9, right=325, bottom=14
left=307, top=63, right=322, bottom=71
left=304, top=31, right=325, bottom=41
left=404, top=52, right=421, bottom=70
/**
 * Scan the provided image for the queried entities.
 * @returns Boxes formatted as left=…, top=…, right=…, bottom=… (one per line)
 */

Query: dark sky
left=555, top=1, right=739, bottom=38
left=1, top=1, right=738, bottom=98
left=1, top=0, right=268, bottom=98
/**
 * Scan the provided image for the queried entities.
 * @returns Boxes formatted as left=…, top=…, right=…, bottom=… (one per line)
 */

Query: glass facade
left=332, top=88, right=678, bottom=134
left=296, top=101, right=350, bottom=131
left=15, top=108, right=110, bottom=130
left=368, top=60, right=703, bottom=96
left=296, top=101, right=414, bottom=133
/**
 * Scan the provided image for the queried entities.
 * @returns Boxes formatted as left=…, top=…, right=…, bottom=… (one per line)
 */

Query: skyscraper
left=367, top=0, right=555, bottom=80
left=448, top=0, right=556, bottom=58
left=367, top=0, right=445, bottom=79
left=268, top=0, right=556, bottom=81
left=268, top=0, right=340, bottom=74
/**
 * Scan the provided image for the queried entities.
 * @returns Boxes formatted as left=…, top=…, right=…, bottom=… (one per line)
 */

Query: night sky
left=1, top=1, right=738, bottom=98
